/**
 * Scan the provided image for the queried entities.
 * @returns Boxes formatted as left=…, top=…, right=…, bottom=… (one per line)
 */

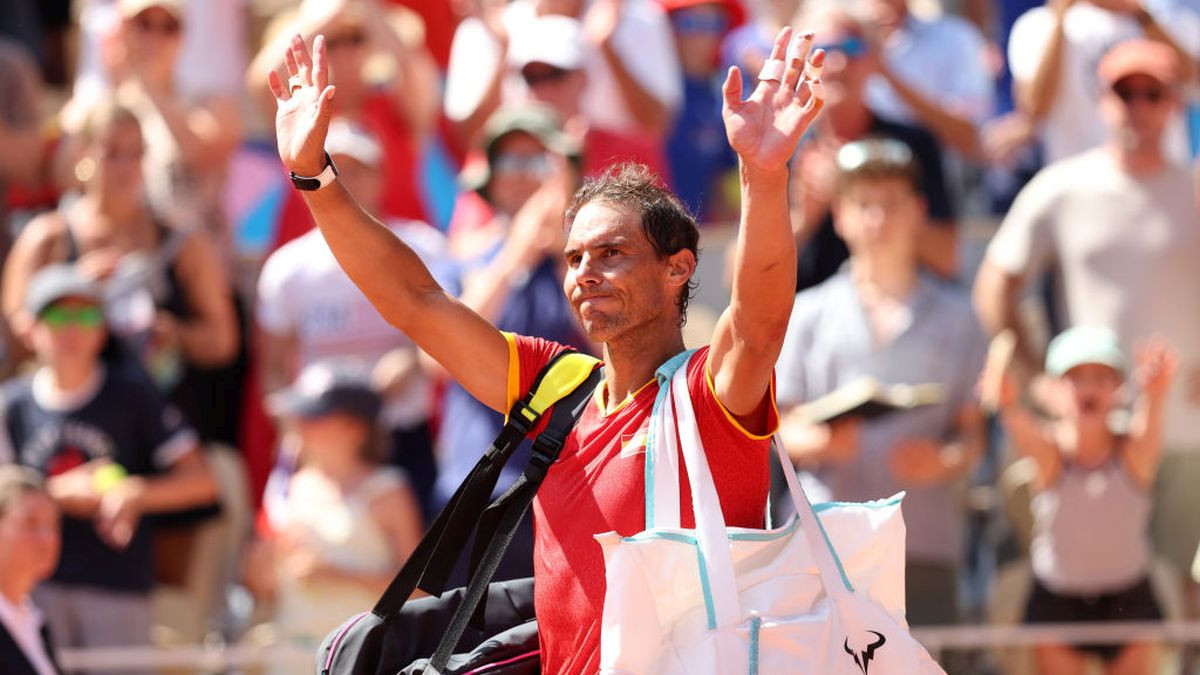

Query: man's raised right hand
left=267, top=34, right=337, bottom=177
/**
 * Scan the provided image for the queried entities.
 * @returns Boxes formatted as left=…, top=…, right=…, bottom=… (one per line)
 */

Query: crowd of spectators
left=0, top=0, right=1198, bottom=673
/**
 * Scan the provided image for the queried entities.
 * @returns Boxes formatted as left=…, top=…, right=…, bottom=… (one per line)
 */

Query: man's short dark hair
left=834, top=138, right=923, bottom=194
left=564, top=163, right=700, bottom=325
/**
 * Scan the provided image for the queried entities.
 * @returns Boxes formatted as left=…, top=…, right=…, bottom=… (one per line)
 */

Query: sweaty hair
left=564, top=163, right=700, bottom=325
left=0, top=465, right=46, bottom=518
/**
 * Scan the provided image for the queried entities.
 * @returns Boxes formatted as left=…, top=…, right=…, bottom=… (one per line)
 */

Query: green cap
left=1045, top=326, right=1127, bottom=377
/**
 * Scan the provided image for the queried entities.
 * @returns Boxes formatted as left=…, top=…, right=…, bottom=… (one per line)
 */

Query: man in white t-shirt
left=1008, top=0, right=1200, bottom=164
left=975, top=40, right=1200, bottom=576
left=443, top=0, right=681, bottom=146
left=256, top=121, right=451, bottom=519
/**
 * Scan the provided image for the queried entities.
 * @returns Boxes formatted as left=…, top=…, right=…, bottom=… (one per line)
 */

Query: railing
left=56, top=621, right=1200, bottom=671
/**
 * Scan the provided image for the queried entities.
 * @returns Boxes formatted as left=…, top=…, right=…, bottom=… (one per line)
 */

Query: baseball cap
left=509, top=15, right=585, bottom=71
left=1045, top=326, right=1127, bottom=377
left=325, top=120, right=382, bottom=168
left=119, top=0, right=184, bottom=20
left=460, top=105, right=581, bottom=192
left=268, top=360, right=382, bottom=422
left=1098, top=39, right=1181, bottom=88
left=25, top=264, right=103, bottom=317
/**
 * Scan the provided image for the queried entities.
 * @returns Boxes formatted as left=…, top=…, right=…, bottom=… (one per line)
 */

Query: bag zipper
left=461, top=649, right=540, bottom=674
left=322, top=611, right=370, bottom=674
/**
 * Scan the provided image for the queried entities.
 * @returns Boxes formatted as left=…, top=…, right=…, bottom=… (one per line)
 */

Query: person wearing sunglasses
left=659, top=0, right=746, bottom=222
left=1008, top=0, right=1199, bottom=166
left=976, top=39, right=1200, bottom=596
left=0, top=263, right=218, bottom=665
left=777, top=138, right=988, bottom=628
left=790, top=7, right=959, bottom=292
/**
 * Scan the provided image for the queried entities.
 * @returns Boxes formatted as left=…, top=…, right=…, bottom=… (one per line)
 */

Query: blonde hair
left=77, top=98, right=141, bottom=146
left=0, top=465, right=46, bottom=518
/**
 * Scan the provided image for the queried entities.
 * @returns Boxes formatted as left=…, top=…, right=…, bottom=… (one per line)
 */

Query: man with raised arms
left=266, top=28, right=824, bottom=675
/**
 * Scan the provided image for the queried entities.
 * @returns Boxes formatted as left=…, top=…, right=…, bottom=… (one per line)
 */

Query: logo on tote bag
left=844, top=630, right=887, bottom=675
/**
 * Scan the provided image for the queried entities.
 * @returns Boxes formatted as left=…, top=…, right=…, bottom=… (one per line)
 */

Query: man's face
left=28, top=298, right=108, bottom=367
left=486, top=131, right=551, bottom=216
left=834, top=176, right=925, bottom=253
left=522, top=62, right=586, bottom=120
left=563, top=201, right=693, bottom=343
left=0, top=492, right=61, bottom=585
left=1100, top=73, right=1177, bottom=151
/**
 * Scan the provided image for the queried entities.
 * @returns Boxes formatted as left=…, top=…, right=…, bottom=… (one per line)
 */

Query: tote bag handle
left=664, top=357, right=855, bottom=629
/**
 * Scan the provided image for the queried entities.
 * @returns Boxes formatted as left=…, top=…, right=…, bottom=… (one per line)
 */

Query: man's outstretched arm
left=269, top=35, right=510, bottom=412
left=709, top=28, right=825, bottom=417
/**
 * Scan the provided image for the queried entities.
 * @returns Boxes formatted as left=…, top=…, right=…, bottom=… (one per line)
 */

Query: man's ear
left=664, top=248, right=697, bottom=291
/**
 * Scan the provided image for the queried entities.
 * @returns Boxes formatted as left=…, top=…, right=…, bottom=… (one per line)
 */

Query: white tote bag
left=596, top=352, right=944, bottom=674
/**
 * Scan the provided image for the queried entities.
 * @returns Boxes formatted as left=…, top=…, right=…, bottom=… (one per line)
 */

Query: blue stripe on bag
left=748, top=616, right=762, bottom=675
left=644, top=349, right=698, bottom=529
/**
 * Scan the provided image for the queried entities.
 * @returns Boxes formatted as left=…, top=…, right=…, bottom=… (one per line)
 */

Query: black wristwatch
left=289, top=152, right=339, bottom=191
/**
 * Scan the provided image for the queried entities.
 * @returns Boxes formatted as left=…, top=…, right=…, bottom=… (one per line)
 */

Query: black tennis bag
left=318, top=352, right=603, bottom=675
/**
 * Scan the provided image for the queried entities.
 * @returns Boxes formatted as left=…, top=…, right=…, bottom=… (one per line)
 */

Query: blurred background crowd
left=0, top=0, right=1198, bottom=673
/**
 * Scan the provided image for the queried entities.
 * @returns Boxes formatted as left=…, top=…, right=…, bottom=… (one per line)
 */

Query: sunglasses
left=672, top=12, right=728, bottom=35
left=814, top=36, right=867, bottom=59
left=522, top=66, right=572, bottom=87
left=1112, top=84, right=1168, bottom=105
left=39, top=305, right=105, bottom=329
left=835, top=138, right=915, bottom=173
left=492, top=153, right=550, bottom=177
left=134, top=14, right=181, bottom=35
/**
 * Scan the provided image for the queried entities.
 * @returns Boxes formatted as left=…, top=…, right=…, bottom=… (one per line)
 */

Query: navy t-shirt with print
left=0, top=365, right=196, bottom=593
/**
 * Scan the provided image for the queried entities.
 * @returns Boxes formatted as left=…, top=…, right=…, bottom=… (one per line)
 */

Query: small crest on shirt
left=619, top=429, right=648, bottom=458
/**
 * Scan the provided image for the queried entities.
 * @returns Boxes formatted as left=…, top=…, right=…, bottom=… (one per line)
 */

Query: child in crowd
left=999, top=326, right=1175, bottom=675
left=245, top=361, right=423, bottom=648
left=0, top=264, right=217, bottom=660
left=0, top=466, right=61, bottom=675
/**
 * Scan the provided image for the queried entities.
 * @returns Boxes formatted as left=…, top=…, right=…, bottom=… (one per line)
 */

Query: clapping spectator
left=437, top=106, right=588, bottom=586
left=64, top=0, right=242, bottom=247
left=256, top=121, right=450, bottom=521
left=0, top=264, right=217, bottom=665
left=1007, top=0, right=1200, bottom=165
left=2, top=101, right=240, bottom=447
left=777, top=138, right=987, bottom=626
left=249, top=0, right=440, bottom=224
left=974, top=40, right=1200, bottom=579
left=789, top=7, right=959, bottom=290
left=444, top=0, right=681, bottom=160
left=0, top=466, right=61, bottom=675
left=859, top=0, right=995, bottom=158
left=247, top=361, right=422, bottom=650
left=996, top=329, right=1175, bottom=675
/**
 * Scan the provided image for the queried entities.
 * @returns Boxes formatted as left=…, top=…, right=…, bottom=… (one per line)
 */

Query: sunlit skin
left=87, top=118, right=146, bottom=200
left=0, top=491, right=61, bottom=604
left=563, top=201, right=695, bottom=345
left=833, top=176, right=926, bottom=254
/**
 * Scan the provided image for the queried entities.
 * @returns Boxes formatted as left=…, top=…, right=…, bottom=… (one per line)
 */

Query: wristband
left=290, top=153, right=339, bottom=191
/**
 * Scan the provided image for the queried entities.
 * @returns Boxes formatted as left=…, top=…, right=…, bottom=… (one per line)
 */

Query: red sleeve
left=502, top=332, right=573, bottom=421
left=687, top=345, right=779, bottom=440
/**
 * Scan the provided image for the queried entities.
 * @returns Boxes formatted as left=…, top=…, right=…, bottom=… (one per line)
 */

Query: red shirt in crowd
left=503, top=333, right=776, bottom=675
